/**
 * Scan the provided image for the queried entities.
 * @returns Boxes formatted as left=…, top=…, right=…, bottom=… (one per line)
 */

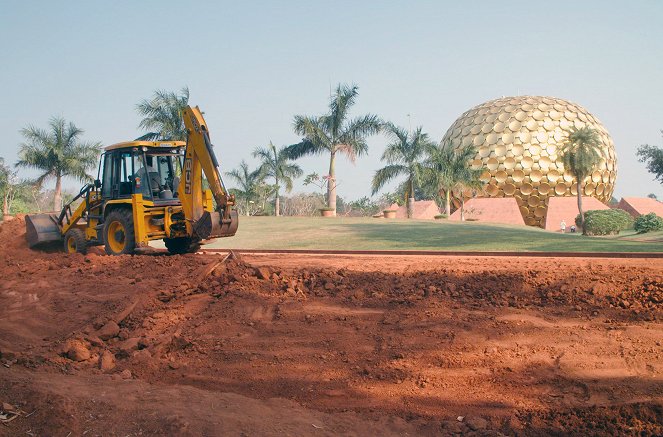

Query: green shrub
left=434, top=214, right=448, bottom=220
left=576, top=209, right=633, bottom=236
left=634, top=213, right=663, bottom=233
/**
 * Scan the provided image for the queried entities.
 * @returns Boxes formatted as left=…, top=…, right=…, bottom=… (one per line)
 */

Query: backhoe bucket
left=25, top=214, right=62, bottom=248
left=210, top=210, right=239, bottom=238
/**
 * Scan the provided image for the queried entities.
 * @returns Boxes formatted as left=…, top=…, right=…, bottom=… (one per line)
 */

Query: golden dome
left=442, top=96, right=617, bottom=227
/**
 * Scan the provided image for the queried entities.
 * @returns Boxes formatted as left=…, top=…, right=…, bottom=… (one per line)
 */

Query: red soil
left=0, top=216, right=661, bottom=436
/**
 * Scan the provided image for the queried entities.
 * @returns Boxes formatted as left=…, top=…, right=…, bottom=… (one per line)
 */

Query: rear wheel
left=104, top=209, right=135, bottom=255
left=64, top=228, right=87, bottom=254
left=164, top=237, right=201, bottom=255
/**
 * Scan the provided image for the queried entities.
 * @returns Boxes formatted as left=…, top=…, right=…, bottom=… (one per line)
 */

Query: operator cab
left=98, top=141, right=185, bottom=204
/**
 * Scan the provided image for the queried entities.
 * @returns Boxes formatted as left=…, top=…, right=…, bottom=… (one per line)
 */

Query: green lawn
left=201, top=216, right=663, bottom=253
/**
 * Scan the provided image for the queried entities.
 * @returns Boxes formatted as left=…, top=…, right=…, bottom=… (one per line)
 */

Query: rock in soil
left=67, top=341, right=91, bottom=362
left=97, top=321, right=120, bottom=340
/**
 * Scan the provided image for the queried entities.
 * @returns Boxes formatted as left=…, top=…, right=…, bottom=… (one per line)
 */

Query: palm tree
left=559, top=127, right=602, bottom=231
left=16, top=117, right=101, bottom=212
left=424, top=142, right=479, bottom=216
left=136, top=87, right=189, bottom=141
left=225, top=160, right=265, bottom=216
left=371, top=123, right=435, bottom=218
left=285, top=84, right=381, bottom=216
left=252, top=141, right=303, bottom=216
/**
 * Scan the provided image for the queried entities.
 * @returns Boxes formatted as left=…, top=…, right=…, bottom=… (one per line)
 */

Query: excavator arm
left=179, top=106, right=238, bottom=240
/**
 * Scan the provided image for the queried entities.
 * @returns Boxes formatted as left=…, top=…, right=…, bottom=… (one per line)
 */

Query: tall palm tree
left=371, top=123, right=435, bottom=218
left=423, top=142, right=479, bottom=216
left=136, top=87, right=189, bottom=141
left=559, top=126, right=602, bottom=231
left=285, top=84, right=381, bottom=216
left=253, top=141, right=303, bottom=216
left=16, top=117, right=101, bottom=212
left=225, top=160, right=265, bottom=216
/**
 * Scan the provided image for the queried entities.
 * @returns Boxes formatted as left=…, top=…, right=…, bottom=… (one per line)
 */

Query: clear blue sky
left=1, top=0, right=662, bottom=199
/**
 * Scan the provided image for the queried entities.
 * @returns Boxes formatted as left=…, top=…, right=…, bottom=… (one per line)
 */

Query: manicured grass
left=203, top=216, right=663, bottom=252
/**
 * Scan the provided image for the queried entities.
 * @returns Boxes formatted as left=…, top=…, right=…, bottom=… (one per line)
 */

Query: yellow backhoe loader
left=25, top=106, right=238, bottom=255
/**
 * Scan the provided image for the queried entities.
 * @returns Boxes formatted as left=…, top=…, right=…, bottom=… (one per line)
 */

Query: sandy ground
left=0, top=216, right=661, bottom=436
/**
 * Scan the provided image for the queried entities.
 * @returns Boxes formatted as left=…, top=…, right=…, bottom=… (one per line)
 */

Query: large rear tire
left=64, top=228, right=88, bottom=254
left=104, top=209, right=136, bottom=255
left=164, top=237, right=201, bottom=255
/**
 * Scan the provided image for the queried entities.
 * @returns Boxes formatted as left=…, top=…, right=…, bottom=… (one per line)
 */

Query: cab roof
left=104, top=140, right=186, bottom=151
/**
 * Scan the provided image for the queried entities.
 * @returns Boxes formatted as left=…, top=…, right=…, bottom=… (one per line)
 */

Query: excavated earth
left=0, top=216, right=662, bottom=436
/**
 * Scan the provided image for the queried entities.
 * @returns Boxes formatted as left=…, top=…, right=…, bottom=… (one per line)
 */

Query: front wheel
left=104, top=209, right=136, bottom=255
left=64, top=228, right=88, bottom=254
left=164, top=237, right=201, bottom=255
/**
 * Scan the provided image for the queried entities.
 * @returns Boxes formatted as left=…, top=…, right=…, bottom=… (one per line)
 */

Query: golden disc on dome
left=521, top=183, right=533, bottom=195
left=504, top=105, right=515, bottom=112
left=536, top=131, right=549, bottom=143
left=473, top=116, right=485, bottom=126
left=553, top=130, right=565, bottom=142
left=530, top=169, right=543, bottom=182
left=554, top=103, right=565, bottom=111
left=485, top=113, right=497, bottom=122
left=494, top=144, right=507, bottom=156
left=534, top=206, right=546, bottom=218
left=525, top=119, right=538, bottom=130
left=549, top=110, right=562, bottom=120
left=490, top=105, right=501, bottom=113
left=462, top=135, right=473, bottom=147
left=578, top=112, right=588, bottom=122
left=501, top=132, right=514, bottom=144
left=515, top=111, right=527, bottom=121
left=543, top=120, right=555, bottom=131
left=538, top=156, right=551, bottom=169
left=482, top=124, right=492, bottom=134
left=564, top=111, right=577, bottom=119
left=602, top=172, right=610, bottom=183
left=559, top=119, right=571, bottom=130
left=462, top=125, right=472, bottom=135
left=533, top=110, right=545, bottom=120
left=508, top=120, right=521, bottom=131
left=471, top=159, right=483, bottom=170
left=547, top=169, right=560, bottom=182
left=470, top=125, right=482, bottom=135
left=574, top=119, right=586, bottom=129
left=495, top=170, right=508, bottom=183
left=480, top=170, right=492, bottom=182
left=570, top=184, right=578, bottom=195
left=512, top=169, right=525, bottom=182
left=538, top=182, right=551, bottom=195
left=512, top=144, right=525, bottom=156
left=518, top=131, right=532, bottom=143
left=522, top=103, right=534, bottom=111
left=498, top=112, right=510, bottom=122
left=584, top=183, right=596, bottom=195
left=529, top=144, right=541, bottom=155
left=528, top=195, right=541, bottom=207
left=596, top=183, right=605, bottom=195
left=504, top=157, right=516, bottom=169
left=503, top=183, right=516, bottom=195
left=486, top=183, right=499, bottom=196
left=478, top=145, right=490, bottom=157
left=487, top=157, right=499, bottom=171
left=521, top=156, right=534, bottom=168
left=520, top=205, right=530, bottom=216
left=555, top=183, right=567, bottom=195
left=473, top=134, right=485, bottom=146
left=592, top=170, right=601, bottom=182
left=563, top=170, right=574, bottom=182
left=486, top=133, right=499, bottom=145
left=494, top=122, right=505, bottom=133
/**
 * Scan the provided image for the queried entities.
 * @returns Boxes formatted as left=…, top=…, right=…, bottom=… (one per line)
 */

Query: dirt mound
left=0, top=245, right=662, bottom=435
left=0, top=215, right=29, bottom=251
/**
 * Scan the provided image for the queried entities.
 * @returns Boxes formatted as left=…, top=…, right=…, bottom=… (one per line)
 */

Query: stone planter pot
left=383, top=210, right=397, bottom=219
left=320, top=209, right=335, bottom=217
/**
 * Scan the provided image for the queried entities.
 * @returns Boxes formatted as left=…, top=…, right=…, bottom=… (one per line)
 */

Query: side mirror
left=94, top=179, right=102, bottom=188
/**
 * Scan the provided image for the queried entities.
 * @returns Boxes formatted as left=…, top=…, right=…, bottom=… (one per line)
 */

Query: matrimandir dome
left=442, top=96, right=617, bottom=227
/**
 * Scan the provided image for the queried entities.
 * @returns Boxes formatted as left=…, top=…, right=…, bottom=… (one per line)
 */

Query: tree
left=637, top=132, right=663, bottom=184
left=371, top=124, right=435, bottom=218
left=423, top=142, right=479, bottom=216
left=648, top=193, right=658, bottom=200
left=225, top=160, right=268, bottom=216
left=559, top=127, right=602, bottom=231
left=16, top=117, right=101, bottom=212
left=252, top=141, right=303, bottom=216
left=285, top=84, right=381, bottom=216
left=0, top=158, right=15, bottom=216
left=136, top=87, right=190, bottom=141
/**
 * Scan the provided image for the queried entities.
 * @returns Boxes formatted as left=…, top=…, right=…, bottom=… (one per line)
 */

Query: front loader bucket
left=25, top=214, right=62, bottom=248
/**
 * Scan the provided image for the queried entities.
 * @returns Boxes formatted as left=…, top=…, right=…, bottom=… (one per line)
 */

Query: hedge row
left=634, top=213, right=663, bottom=233
left=575, top=209, right=633, bottom=236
